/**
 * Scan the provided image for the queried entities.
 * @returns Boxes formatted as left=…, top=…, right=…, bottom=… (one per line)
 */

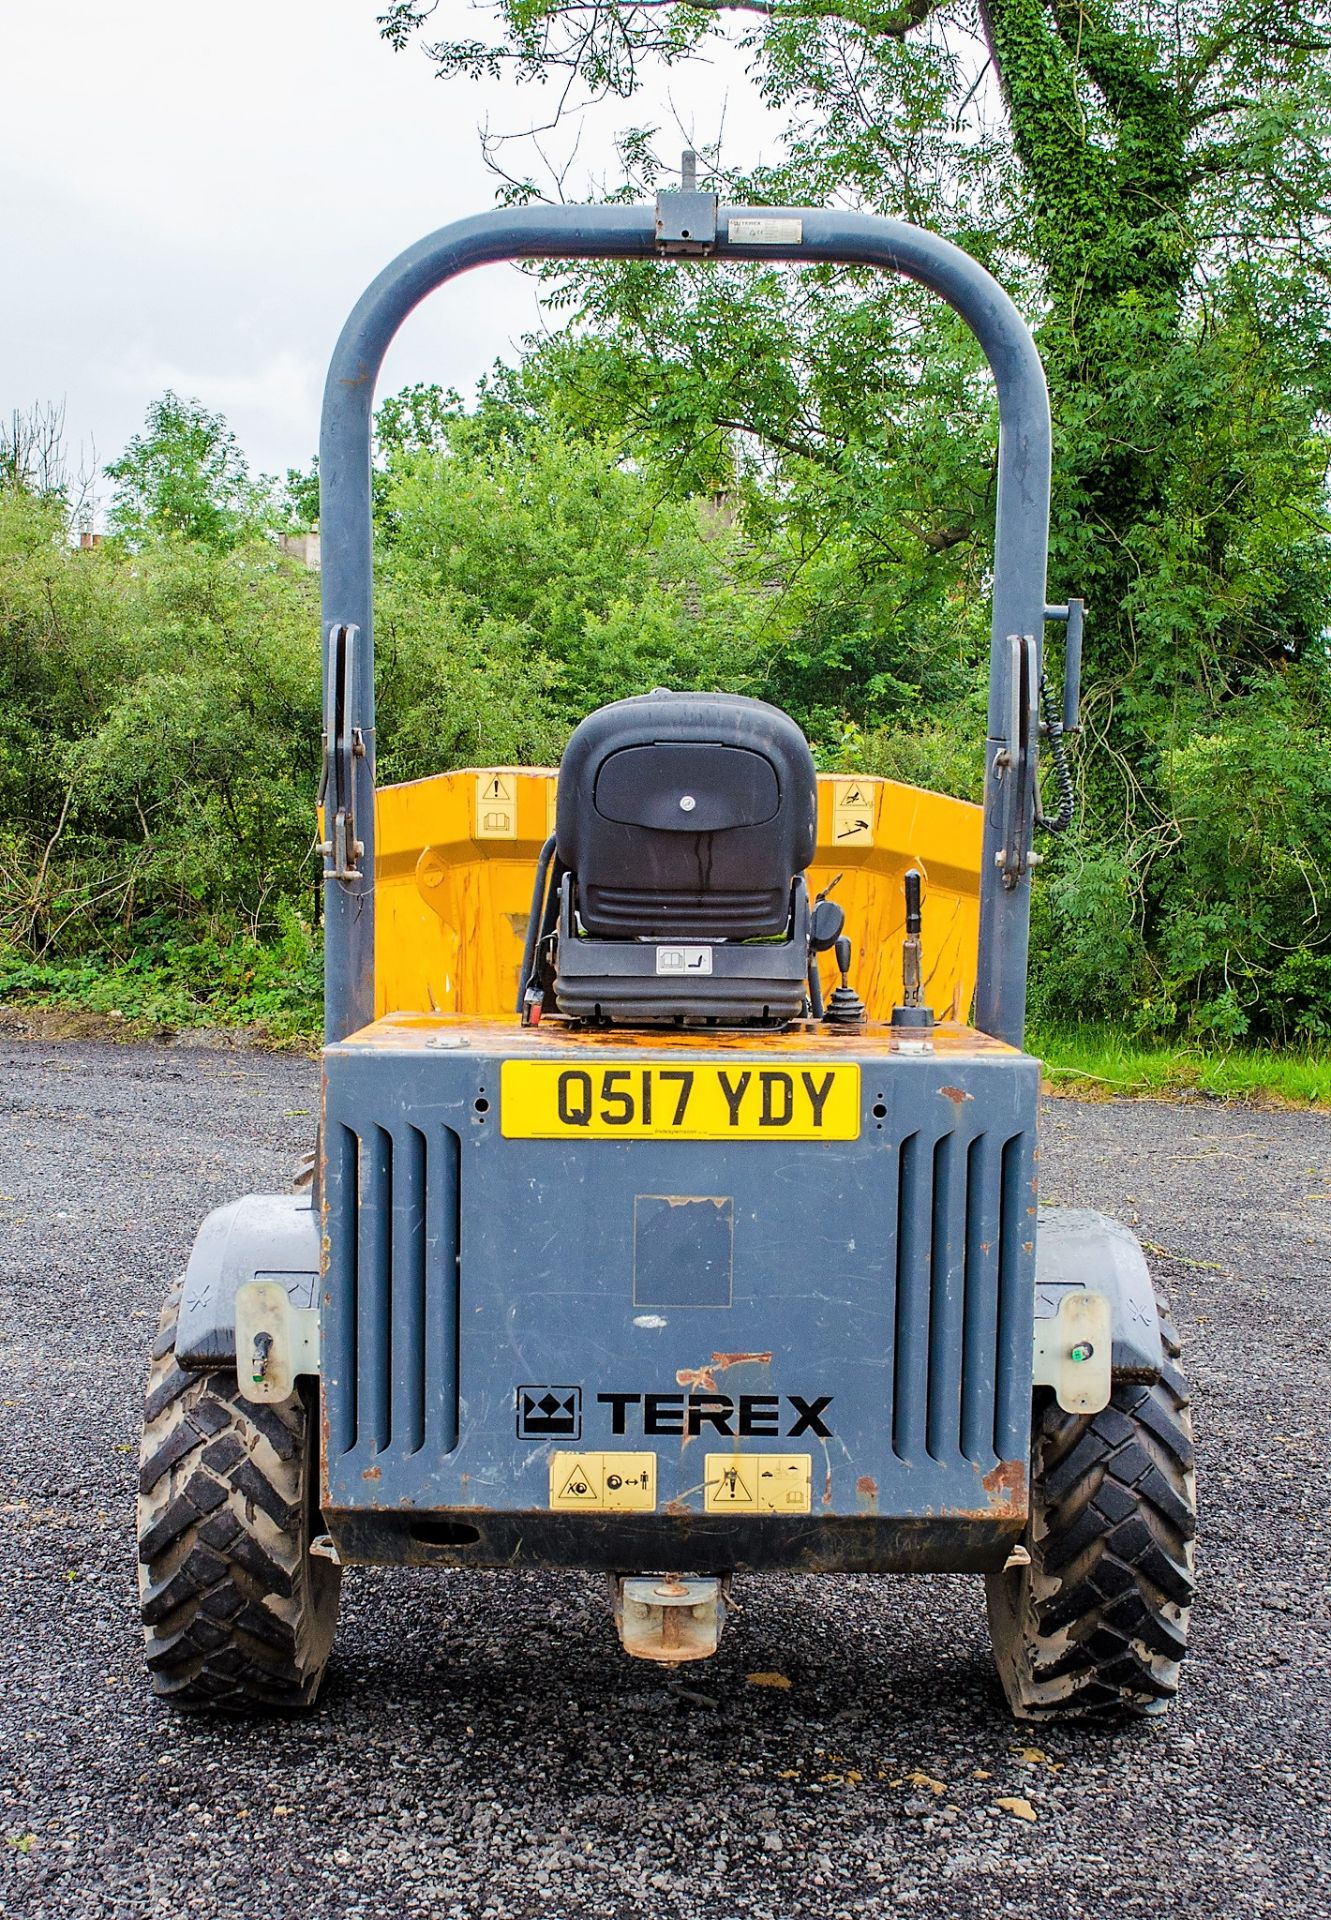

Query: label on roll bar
left=728, top=217, right=803, bottom=245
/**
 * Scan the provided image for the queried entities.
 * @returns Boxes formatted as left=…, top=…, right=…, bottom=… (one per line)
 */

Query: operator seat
left=540, top=690, right=819, bottom=1025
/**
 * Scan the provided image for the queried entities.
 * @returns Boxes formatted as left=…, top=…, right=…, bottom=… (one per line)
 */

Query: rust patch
left=938, top=1085, right=974, bottom=1106
left=677, top=1367, right=718, bottom=1392
left=675, top=1350, right=774, bottom=1392
left=822, top=1466, right=834, bottom=1508
left=663, top=1496, right=693, bottom=1516
left=856, top=1475, right=878, bottom=1497
left=981, top=1458, right=1026, bottom=1509
left=362, top=1465, right=382, bottom=1483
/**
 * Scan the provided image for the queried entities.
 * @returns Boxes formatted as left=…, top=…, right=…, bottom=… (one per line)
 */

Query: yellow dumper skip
left=373, top=768, right=982, bottom=1023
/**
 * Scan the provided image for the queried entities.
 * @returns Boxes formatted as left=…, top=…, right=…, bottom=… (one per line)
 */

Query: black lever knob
left=824, top=935, right=865, bottom=1027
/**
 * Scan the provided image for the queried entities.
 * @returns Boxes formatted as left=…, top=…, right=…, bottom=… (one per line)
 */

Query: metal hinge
left=316, top=621, right=365, bottom=881
left=1033, top=1290, right=1112, bottom=1415
left=993, top=631, right=1040, bottom=889
left=655, top=150, right=717, bottom=255
left=235, top=1280, right=320, bottom=1404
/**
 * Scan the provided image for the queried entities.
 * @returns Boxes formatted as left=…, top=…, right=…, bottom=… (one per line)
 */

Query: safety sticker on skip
left=474, top=771, right=518, bottom=840
left=548, top=1452, right=657, bottom=1512
left=703, top=1453, right=812, bottom=1514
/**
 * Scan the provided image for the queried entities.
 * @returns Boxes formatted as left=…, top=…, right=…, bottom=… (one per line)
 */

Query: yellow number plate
left=501, top=1061, right=860, bottom=1140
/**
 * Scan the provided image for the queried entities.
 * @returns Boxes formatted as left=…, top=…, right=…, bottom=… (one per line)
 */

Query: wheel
left=986, top=1311, right=1196, bottom=1720
left=136, top=1278, right=341, bottom=1711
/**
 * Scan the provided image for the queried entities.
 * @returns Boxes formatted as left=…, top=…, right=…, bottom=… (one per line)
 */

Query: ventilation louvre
left=326, top=1121, right=461, bottom=1469
left=890, top=1121, right=1028, bottom=1470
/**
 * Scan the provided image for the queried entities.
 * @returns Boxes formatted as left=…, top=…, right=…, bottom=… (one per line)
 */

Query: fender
left=174, top=1193, right=320, bottom=1369
left=1034, top=1206, right=1164, bottom=1383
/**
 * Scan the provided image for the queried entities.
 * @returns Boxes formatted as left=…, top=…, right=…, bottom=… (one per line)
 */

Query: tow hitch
left=611, top=1575, right=729, bottom=1664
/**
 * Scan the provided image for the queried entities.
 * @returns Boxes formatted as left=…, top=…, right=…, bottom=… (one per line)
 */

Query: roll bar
left=319, top=193, right=1051, bottom=1047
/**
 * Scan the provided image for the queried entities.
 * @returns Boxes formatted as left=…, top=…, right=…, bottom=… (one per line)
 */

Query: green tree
left=381, top=0, right=1331, bottom=1037
left=0, top=385, right=789, bottom=1013
left=369, top=378, right=781, bottom=771
left=106, top=392, right=277, bottom=549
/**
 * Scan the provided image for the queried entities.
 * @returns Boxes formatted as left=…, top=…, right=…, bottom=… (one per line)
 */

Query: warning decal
left=708, top=1460, right=756, bottom=1507
left=703, top=1454, right=812, bottom=1514
left=548, top=1452, right=657, bottom=1513
left=475, top=772, right=518, bottom=840
left=831, top=778, right=876, bottom=848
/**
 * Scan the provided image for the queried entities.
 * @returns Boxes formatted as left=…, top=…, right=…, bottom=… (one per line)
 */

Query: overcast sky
left=2, top=1, right=776, bottom=507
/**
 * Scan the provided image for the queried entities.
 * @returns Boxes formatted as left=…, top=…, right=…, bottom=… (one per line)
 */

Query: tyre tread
left=136, top=1279, right=339, bottom=1712
left=987, top=1298, right=1196, bottom=1722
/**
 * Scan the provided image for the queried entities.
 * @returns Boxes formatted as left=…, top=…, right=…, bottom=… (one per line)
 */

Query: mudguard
left=1034, top=1206, right=1164, bottom=1382
left=174, top=1193, right=320, bottom=1369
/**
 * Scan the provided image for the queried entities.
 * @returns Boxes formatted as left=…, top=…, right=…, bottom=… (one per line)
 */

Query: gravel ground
left=0, top=1035, right=1327, bottom=1919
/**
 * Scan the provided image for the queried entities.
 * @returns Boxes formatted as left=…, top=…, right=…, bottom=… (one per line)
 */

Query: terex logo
left=596, top=1391, right=833, bottom=1439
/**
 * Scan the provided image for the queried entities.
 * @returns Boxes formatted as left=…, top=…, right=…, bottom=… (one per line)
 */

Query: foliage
left=106, top=392, right=278, bottom=549
left=0, top=384, right=846, bottom=1032
left=378, top=0, right=1331, bottom=1043
left=6, top=312, right=1331, bottom=1040
left=372, top=385, right=776, bottom=756
left=0, top=487, right=321, bottom=966
left=0, top=911, right=323, bottom=1045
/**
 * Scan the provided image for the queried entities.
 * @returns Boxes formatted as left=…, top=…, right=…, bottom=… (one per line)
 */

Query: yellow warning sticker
left=831, top=778, right=876, bottom=848
left=548, top=1452, right=657, bottom=1512
left=475, top=772, right=518, bottom=840
left=703, top=1454, right=812, bottom=1514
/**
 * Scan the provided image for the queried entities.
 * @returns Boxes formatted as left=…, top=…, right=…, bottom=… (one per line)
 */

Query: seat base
left=552, top=878, right=811, bottom=1026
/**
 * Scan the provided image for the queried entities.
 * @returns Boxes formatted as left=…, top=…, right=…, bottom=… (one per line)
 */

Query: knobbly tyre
left=136, top=165, right=1196, bottom=1718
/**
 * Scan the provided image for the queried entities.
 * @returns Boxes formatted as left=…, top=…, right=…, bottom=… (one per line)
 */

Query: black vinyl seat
left=542, top=690, right=819, bottom=1025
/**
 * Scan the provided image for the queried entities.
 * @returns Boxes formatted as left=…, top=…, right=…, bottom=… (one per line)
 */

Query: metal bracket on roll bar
left=1043, top=597, right=1084, bottom=735
left=655, top=149, right=717, bottom=255
left=317, top=621, right=365, bottom=881
left=994, top=631, right=1040, bottom=889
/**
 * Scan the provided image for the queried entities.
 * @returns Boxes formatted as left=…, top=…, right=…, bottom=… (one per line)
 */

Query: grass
left=1032, top=1021, right=1331, bottom=1106
left=0, top=925, right=322, bottom=1048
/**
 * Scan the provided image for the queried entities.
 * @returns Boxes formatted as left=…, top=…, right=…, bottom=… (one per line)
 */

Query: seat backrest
left=555, top=691, right=818, bottom=940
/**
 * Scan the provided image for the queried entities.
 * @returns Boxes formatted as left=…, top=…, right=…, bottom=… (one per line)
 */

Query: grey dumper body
left=177, top=1094, right=1166, bottom=1572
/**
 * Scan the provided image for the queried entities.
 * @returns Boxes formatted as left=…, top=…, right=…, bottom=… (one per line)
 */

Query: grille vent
left=325, top=1122, right=461, bottom=1462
